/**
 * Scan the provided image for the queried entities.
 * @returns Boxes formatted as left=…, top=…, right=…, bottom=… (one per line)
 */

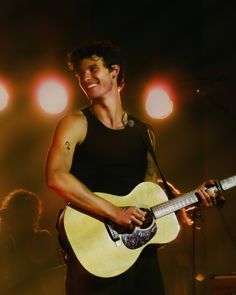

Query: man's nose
left=83, top=72, right=92, bottom=82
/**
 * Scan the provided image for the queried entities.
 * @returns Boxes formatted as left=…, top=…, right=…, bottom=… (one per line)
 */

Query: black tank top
left=70, top=107, right=148, bottom=195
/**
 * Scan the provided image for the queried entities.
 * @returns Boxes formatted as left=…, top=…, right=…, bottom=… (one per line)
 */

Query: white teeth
left=87, top=83, right=97, bottom=89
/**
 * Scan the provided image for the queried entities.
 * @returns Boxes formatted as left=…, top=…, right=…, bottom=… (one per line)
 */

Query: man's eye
left=90, top=66, right=98, bottom=72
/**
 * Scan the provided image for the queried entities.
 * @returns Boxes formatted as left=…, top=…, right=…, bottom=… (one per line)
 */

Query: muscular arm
left=46, top=111, right=145, bottom=227
left=144, top=152, right=159, bottom=182
left=143, top=127, right=194, bottom=225
left=144, top=127, right=159, bottom=182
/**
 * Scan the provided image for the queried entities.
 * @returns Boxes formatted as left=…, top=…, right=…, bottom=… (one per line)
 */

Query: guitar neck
left=152, top=175, right=236, bottom=219
left=220, top=175, right=236, bottom=191
left=152, top=190, right=198, bottom=219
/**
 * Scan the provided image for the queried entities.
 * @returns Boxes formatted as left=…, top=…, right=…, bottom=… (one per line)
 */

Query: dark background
left=1, top=0, right=236, bottom=294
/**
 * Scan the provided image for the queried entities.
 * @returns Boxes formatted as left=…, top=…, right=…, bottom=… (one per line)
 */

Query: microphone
left=126, top=119, right=135, bottom=128
left=122, top=112, right=135, bottom=128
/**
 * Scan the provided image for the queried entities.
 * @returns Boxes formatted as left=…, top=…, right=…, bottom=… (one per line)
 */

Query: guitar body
left=63, top=182, right=180, bottom=278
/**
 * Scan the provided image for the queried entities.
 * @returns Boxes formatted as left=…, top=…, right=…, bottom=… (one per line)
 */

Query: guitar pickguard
left=121, top=222, right=157, bottom=249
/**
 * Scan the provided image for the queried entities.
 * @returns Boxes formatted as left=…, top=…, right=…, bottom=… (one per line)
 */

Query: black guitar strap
left=144, top=123, right=176, bottom=200
left=126, top=114, right=175, bottom=200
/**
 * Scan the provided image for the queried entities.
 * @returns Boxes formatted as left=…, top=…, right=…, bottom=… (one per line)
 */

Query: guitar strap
left=126, top=113, right=175, bottom=200
left=143, top=123, right=176, bottom=200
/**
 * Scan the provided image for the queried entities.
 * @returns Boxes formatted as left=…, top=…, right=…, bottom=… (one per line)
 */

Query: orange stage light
left=145, top=86, right=173, bottom=119
left=0, top=81, right=10, bottom=111
left=37, top=79, right=68, bottom=114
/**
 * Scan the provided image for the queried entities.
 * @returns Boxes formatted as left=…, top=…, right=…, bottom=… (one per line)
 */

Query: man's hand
left=196, top=180, right=219, bottom=207
left=113, top=206, right=146, bottom=229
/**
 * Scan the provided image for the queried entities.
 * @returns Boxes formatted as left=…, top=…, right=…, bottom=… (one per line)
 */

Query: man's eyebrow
left=88, top=63, right=99, bottom=68
left=77, top=63, right=98, bottom=75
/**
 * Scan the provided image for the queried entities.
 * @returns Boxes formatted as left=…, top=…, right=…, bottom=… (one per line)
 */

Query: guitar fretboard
left=152, top=175, right=236, bottom=220
left=152, top=191, right=198, bottom=219
left=220, top=175, right=236, bottom=191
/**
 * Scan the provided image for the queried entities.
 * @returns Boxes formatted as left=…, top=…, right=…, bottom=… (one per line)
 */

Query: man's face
left=76, top=55, right=115, bottom=100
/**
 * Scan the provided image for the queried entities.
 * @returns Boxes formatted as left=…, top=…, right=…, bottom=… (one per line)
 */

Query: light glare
left=0, top=83, right=9, bottom=111
left=38, top=80, right=68, bottom=114
left=145, top=88, right=173, bottom=119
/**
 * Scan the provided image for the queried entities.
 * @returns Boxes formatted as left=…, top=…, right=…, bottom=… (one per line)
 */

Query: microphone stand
left=191, top=208, right=204, bottom=295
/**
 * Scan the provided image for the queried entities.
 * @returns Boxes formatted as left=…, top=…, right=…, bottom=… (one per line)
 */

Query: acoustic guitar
left=63, top=175, right=236, bottom=278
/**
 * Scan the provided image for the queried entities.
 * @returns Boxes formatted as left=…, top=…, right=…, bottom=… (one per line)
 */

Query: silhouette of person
left=0, top=188, right=58, bottom=295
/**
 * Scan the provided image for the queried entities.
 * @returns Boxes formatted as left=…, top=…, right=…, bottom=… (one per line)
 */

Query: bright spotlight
left=0, top=83, right=9, bottom=111
left=145, top=88, right=173, bottom=119
left=37, top=79, right=68, bottom=114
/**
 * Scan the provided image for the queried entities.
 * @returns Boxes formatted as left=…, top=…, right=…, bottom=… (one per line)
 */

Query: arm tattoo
left=65, top=141, right=71, bottom=150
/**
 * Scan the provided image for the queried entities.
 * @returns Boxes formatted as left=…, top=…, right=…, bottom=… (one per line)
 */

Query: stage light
left=37, top=79, right=68, bottom=114
left=195, top=273, right=206, bottom=282
left=0, top=82, right=9, bottom=111
left=145, top=87, right=173, bottom=119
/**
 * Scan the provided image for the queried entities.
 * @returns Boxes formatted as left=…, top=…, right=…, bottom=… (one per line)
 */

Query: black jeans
left=64, top=245, right=165, bottom=295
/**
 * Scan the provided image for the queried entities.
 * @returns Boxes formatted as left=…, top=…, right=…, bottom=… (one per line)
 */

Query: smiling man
left=45, top=40, right=218, bottom=295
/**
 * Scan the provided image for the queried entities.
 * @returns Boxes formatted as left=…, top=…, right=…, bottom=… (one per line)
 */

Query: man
left=45, top=40, right=217, bottom=294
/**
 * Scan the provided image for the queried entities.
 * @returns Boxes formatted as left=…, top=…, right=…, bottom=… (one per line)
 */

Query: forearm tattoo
left=65, top=141, right=71, bottom=150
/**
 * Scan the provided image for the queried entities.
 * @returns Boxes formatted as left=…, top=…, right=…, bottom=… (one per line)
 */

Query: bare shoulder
left=53, top=110, right=87, bottom=145
left=59, top=110, right=86, bottom=127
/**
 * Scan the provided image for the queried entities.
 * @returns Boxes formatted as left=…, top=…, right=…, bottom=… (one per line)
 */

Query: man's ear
left=110, top=64, right=120, bottom=78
